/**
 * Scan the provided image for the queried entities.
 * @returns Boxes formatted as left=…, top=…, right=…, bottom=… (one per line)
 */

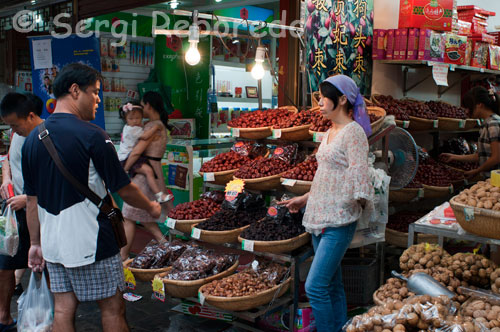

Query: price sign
left=152, top=277, right=165, bottom=302
left=449, top=185, right=454, bottom=194
left=231, top=128, right=240, bottom=137
left=282, top=179, right=297, bottom=187
left=198, top=291, right=206, bottom=306
left=464, top=207, right=475, bottom=222
left=418, top=188, right=424, bottom=198
left=203, top=172, right=215, bottom=181
left=191, top=227, right=201, bottom=239
left=225, top=179, right=245, bottom=202
left=124, top=268, right=136, bottom=290
left=313, top=132, right=325, bottom=142
left=166, top=218, right=176, bottom=229
left=272, top=129, right=282, bottom=139
left=433, top=120, right=439, bottom=129
left=403, top=121, right=410, bottom=129
left=242, top=239, right=254, bottom=252
left=459, top=120, right=465, bottom=129
left=477, top=119, right=482, bottom=126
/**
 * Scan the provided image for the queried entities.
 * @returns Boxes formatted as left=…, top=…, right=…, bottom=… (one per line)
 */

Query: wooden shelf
left=377, top=60, right=500, bottom=75
left=217, top=97, right=272, bottom=103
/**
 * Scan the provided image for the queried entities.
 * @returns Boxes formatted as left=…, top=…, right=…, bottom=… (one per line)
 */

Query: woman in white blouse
left=280, top=75, right=374, bottom=332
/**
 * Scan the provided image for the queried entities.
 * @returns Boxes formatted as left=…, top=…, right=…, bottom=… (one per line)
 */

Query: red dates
left=282, top=156, right=317, bottom=181
left=228, top=108, right=292, bottom=128
left=167, top=199, right=221, bottom=220
left=426, top=101, right=468, bottom=119
left=234, top=158, right=292, bottom=179
left=200, top=151, right=252, bottom=172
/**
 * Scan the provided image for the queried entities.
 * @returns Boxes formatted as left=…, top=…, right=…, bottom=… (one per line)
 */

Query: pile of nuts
left=200, top=151, right=252, bottom=172
left=453, top=180, right=500, bottom=210
left=274, top=109, right=317, bottom=129
left=444, top=253, right=496, bottom=288
left=375, top=278, right=414, bottom=302
left=408, top=267, right=467, bottom=302
left=234, top=158, right=292, bottom=179
left=426, top=100, right=468, bottom=119
left=460, top=299, right=500, bottom=331
left=202, top=261, right=288, bottom=297
left=228, top=108, right=291, bottom=128
left=490, top=268, right=500, bottom=294
left=195, top=208, right=267, bottom=231
left=282, top=156, right=317, bottom=181
left=399, top=243, right=451, bottom=272
left=167, top=199, right=221, bottom=220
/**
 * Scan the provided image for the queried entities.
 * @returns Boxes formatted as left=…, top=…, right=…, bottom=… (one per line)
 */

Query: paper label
left=459, top=120, right=465, bottom=129
left=433, top=120, right=439, bottom=128
left=124, top=268, right=136, bottom=290
left=403, top=121, right=410, bottom=128
left=231, top=128, right=240, bottom=137
left=272, top=129, right=282, bottom=139
left=242, top=239, right=254, bottom=252
left=418, top=188, right=424, bottom=198
left=449, top=185, right=454, bottom=194
left=152, top=277, right=165, bottom=302
left=166, top=218, right=176, bottom=229
left=282, top=179, right=297, bottom=186
left=32, top=39, right=53, bottom=70
left=464, top=207, right=475, bottom=222
left=313, top=132, right=325, bottom=142
left=203, top=172, right=215, bottom=181
left=431, top=62, right=449, bottom=86
left=477, top=119, right=482, bottom=126
left=123, top=292, right=142, bottom=302
left=198, top=292, right=206, bottom=306
left=225, top=179, right=245, bottom=201
left=191, top=227, right=201, bottom=239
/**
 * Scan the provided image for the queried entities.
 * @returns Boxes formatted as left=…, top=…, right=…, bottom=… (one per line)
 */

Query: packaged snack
left=407, top=28, right=420, bottom=60
left=373, top=29, right=388, bottom=60
left=418, top=29, right=445, bottom=62
left=399, top=0, right=455, bottom=32
left=470, top=41, right=489, bottom=68
left=386, top=30, right=396, bottom=60
left=444, top=33, right=468, bottom=65
left=489, top=45, right=500, bottom=70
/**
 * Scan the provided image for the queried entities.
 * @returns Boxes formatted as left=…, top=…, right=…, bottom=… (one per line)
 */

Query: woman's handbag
left=38, top=123, right=127, bottom=248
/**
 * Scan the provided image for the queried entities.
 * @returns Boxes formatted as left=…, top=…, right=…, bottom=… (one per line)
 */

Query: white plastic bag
left=0, top=204, right=19, bottom=256
left=17, top=272, right=54, bottom=332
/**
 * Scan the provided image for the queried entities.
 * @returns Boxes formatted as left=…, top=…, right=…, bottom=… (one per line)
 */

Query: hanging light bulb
left=251, top=46, right=266, bottom=80
left=185, top=24, right=201, bottom=66
left=170, top=0, right=179, bottom=9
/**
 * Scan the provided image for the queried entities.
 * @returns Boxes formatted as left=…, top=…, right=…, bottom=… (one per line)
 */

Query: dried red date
left=200, top=151, right=252, bottom=172
left=167, top=199, right=221, bottom=220
left=282, top=156, right=317, bottom=181
left=228, top=108, right=292, bottom=128
left=234, top=158, right=293, bottom=179
left=426, top=100, right=468, bottom=119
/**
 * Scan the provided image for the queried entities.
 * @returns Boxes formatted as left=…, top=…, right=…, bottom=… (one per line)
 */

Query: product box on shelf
left=469, top=33, right=496, bottom=45
left=373, top=29, right=387, bottom=60
left=444, top=33, right=468, bottom=65
left=407, top=28, right=420, bottom=60
left=169, top=119, right=196, bottom=138
left=489, top=45, right=500, bottom=70
left=395, top=29, right=409, bottom=60
left=470, top=41, right=489, bottom=68
left=399, top=0, right=455, bottom=32
left=386, top=30, right=396, bottom=60
left=454, top=19, right=471, bottom=36
left=418, top=29, right=445, bottom=62
left=457, top=6, right=496, bottom=18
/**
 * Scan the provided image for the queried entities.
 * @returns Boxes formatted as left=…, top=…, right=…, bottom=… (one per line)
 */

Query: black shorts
left=0, top=209, right=30, bottom=270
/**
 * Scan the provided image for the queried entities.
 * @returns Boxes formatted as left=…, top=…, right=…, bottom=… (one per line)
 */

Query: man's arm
left=117, top=183, right=161, bottom=219
left=26, top=195, right=44, bottom=272
left=1, top=156, right=12, bottom=200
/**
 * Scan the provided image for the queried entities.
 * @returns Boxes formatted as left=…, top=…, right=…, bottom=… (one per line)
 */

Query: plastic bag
left=0, top=204, right=19, bottom=257
left=17, top=272, right=54, bottom=332
left=221, top=191, right=264, bottom=212
left=271, top=144, right=298, bottom=164
left=199, top=191, right=225, bottom=204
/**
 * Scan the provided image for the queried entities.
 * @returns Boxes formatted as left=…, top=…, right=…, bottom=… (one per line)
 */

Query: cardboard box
left=386, top=30, right=396, bottom=60
left=470, top=41, right=489, bottom=68
left=418, top=29, right=445, bottom=62
left=396, top=29, right=409, bottom=60
left=407, top=28, right=420, bottom=60
left=169, top=118, right=196, bottom=138
left=489, top=45, right=500, bottom=70
left=394, top=29, right=402, bottom=59
left=399, top=0, right=455, bottom=32
left=444, top=33, right=468, bottom=65
left=373, top=29, right=387, bottom=60
left=454, top=20, right=471, bottom=36
left=457, top=6, right=495, bottom=17
left=469, top=34, right=496, bottom=45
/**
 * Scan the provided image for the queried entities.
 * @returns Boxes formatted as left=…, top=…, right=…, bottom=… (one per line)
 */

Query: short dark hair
left=0, top=92, right=43, bottom=119
left=142, top=91, right=172, bottom=130
left=463, top=86, right=500, bottom=115
left=53, top=63, right=103, bottom=99
left=319, top=81, right=353, bottom=111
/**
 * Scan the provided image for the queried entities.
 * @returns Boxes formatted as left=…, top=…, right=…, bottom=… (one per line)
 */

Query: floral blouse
left=303, top=121, right=374, bottom=235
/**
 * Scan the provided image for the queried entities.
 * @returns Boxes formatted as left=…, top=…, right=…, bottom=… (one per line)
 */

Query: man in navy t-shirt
left=22, top=63, right=161, bottom=332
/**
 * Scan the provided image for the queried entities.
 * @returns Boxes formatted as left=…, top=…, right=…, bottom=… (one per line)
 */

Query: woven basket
left=437, top=117, right=468, bottom=131
left=389, top=188, right=422, bottom=202
left=274, top=124, right=312, bottom=141
left=385, top=228, right=438, bottom=248
left=450, top=196, right=500, bottom=240
left=123, top=259, right=172, bottom=282
left=227, top=126, right=272, bottom=140
left=370, top=94, right=385, bottom=106
left=395, top=120, right=410, bottom=128
left=234, top=173, right=285, bottom=191
left=199, top=169, right=238, bottom=186
left=194, top=225, right=251, bottom=244
left=280, top=178, right=312, bottom=195
left=367, top=106, right=387, bottom=134
left=171, top=218, right=208, bottom=234
left=238, top=232, right=311, bottom=254
left=422, top=184, right=453, bottom=198
left=408, top=116, right=437, bottom=131
left=156, top=260, right=239, bottom=298
left=199, top=277, right=292, bottom=311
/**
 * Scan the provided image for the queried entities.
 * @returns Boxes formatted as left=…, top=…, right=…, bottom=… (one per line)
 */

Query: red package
left=444, top=206, right=455, bottom=218
left=399, top=0, right=454, bottom=32
left=454, top=20, right=471, bottom=36
left=470, top=41, right=489, bottom=68
left=373, top=29, right=388, bottom=60
left=407, top=28, right=419, bottom=60
left=386, top=30, right=395, bottom=60
left=444, top=33, right=468, bottom=65
left=396, top=28, right=409, bottom=60
left=469, top=33, right=496, bottom=44
left=457, top=6, right=496, bottom=17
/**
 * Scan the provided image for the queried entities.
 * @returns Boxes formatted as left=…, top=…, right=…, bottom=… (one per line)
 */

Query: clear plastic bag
left=0, top=204, right=19, bottom=256
left=17, top=272, right=54, bottom=332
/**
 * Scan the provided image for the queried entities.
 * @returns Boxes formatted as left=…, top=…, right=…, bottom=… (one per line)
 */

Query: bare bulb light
left=185, top=24, right=200, bottom=66
left=251, top=45, right=266, bottom=80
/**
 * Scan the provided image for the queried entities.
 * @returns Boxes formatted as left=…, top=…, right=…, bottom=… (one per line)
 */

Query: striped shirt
left=478, top=114, right=500, bottom=177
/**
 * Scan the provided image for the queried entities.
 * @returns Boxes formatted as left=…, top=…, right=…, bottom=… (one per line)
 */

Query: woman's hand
left=464, top=168, right=480, bottom=178
left=439, top=153, right=456, bottom=163
left=277, top=194, right=309, bottom=213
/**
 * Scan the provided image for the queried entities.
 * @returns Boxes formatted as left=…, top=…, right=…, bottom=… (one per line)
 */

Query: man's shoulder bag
left=37, top=123, right=127, bottom=248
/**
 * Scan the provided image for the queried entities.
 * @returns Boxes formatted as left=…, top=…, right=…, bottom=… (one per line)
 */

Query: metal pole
left=258, top=79, right=263, bottom=110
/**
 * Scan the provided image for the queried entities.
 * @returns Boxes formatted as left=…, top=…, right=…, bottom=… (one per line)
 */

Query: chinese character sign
left=306, top=0, right=373, bottom=95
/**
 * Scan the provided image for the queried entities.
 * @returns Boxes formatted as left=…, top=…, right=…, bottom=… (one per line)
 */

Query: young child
left=118, top=102, right=172, bottom=203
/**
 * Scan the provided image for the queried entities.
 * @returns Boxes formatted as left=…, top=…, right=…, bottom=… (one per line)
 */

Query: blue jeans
left=305, top=222, right=357, bottom=332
